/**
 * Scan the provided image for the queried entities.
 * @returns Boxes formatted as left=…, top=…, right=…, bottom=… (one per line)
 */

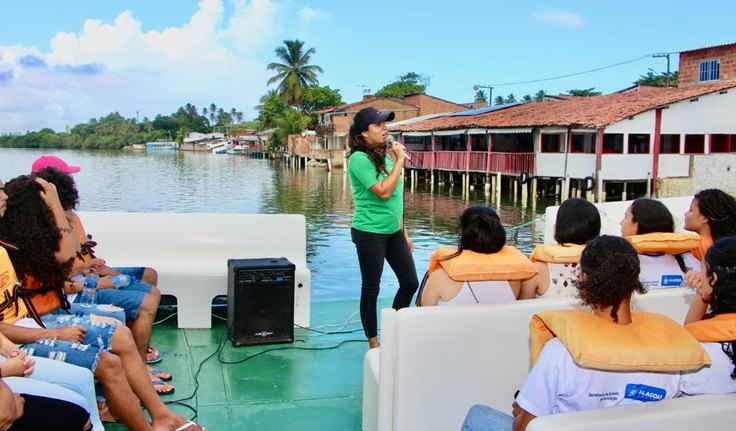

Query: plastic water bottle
left=79, top=274, right=98, bottom=308
left=108, top=274, right=132, bottom=288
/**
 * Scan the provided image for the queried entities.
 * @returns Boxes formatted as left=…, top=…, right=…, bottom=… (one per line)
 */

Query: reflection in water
left=0, top=148, right=550, bottom=301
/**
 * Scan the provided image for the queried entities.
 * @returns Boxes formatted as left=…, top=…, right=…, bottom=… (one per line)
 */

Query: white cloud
left=530, top=10, right=586, bottom=29
left=298, top=6, right=320, bottom=24
left=0, top=0, right=280, bottom=133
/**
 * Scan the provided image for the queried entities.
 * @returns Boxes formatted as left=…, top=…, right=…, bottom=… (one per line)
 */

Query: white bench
left=362, top=288, right=720, bottom=431
left=78, top=211, right=311, bottom=329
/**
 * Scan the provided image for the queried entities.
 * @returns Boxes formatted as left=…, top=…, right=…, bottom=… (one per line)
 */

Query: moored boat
left=146, top=139, right=177, bottom=151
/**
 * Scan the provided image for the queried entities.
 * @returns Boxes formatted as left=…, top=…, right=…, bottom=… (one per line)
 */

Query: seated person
left=0, top=174, right=204, bottom=431
left=682, top=236, right=736, bottom=395
left=32, top=157, right=163, bottom=365
left=417, top=205, right=536, bottom=306
left=0, top=378, right=90, bottom=431
left=520, top=198, right=600, bottom=299
left=620, top=198, right=701, bottom=289
left=684, top=189, right=736, bottom=260
left=461, top=236, right=709, bottom=431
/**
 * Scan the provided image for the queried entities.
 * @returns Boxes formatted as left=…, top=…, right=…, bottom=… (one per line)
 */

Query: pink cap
left=31, top=155, right=81, bottom=174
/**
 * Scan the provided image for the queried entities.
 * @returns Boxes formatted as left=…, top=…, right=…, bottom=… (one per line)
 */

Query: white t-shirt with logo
left=679, top=342, right=736, bottom=395
left=638, top=252, right=700, bottom=290
left=516, top=338, right=681, bottom=417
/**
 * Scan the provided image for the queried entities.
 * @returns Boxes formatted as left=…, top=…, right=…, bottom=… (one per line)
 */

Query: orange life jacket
left=21, top=274, right=67, bottom=325
left=625, top=232, right=702, bottom=255
left=529, top=309, right=710, bottom=372
left=427, top=246, right=537, bottom=281
left=685, top=313, right=736, bottom=342
left=529, top=243, right=584, bottom=264
left=0, top=246, right=28, bottom=324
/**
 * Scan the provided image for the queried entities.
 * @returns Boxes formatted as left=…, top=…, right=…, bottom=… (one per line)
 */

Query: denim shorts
left=68, top=302, right=126, bottom=323
left=89, top=287, right=146, bottom=320
left=113, top=267, right=154, bottom=294
left=21, top=312, right=118, bottom=371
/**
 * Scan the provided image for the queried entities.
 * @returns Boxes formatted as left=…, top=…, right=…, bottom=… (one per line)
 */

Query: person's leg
left=69, top=302, right=126, bottom=323
left=384, top=230, right=419, bottom=310
left=9, top=394, right=90, bottom=431
left=352, top=228, right=390, bottom=347
left=461, top=404, right=513, bottom=431
left=93, top=352, right=152, bottom=431
left=107, top=325, right=202, bottom=430
left=25, top=357, right=104, bottom=431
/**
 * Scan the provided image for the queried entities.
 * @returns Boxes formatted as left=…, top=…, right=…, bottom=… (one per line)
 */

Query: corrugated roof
left=680, top=42, right=736, bottom=54
left=390, top=82, right=736, bottom=132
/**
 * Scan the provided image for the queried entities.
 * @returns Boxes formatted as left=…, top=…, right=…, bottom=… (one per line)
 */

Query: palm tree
left=267, top=39, right=323, bottom=106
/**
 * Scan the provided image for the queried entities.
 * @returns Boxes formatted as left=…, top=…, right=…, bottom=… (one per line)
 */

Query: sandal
left=173, top=420, right=205, bottom=431
left=149, top=366, right=173, bottom=382
left=152, top=379, right=175, bottom=395
left=146, top=345, right=163, bottom=364
left=97, top=400, right=118, bottom=423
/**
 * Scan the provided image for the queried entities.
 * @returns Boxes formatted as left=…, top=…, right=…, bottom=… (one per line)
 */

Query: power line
left=482, top=54, right=653, bottom=87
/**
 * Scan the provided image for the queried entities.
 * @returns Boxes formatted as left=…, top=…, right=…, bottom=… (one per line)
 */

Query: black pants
left=351, top=227, right=419, bottom=338
left=9, top=394, right=89, bottom=431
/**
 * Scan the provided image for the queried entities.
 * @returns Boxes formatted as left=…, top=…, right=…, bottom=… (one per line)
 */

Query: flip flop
left=149, top=367, right=173, bottom=382
left=152, top=379, right=175, bottom=395
left=173, top=420, right=205, bottom=431
left=146, top=345, right=163, bottom=364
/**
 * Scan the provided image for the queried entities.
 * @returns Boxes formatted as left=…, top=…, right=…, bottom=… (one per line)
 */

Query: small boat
left=146, top=139, right=177, bottom=151
left=207, top=140, right=231, bottom=154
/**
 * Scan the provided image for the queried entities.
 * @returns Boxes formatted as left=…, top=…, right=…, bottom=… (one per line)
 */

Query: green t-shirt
left=348, top=151, right=403, bottom=234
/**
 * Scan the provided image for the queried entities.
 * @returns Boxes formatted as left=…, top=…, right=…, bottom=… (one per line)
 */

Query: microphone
left=385, top=135, right=412, bottom=162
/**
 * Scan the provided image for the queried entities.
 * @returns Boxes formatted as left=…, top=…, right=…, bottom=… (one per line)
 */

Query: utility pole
left=652, top=53, right=672, bottom=88
left=473, top=84, right=494, bottom=106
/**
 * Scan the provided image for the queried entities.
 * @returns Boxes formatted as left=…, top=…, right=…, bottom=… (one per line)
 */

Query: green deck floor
left=104, top=298, right=391, bottom=431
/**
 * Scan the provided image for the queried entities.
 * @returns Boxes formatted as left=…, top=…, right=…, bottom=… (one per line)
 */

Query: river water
left=0, top=148, right=551, bottom=301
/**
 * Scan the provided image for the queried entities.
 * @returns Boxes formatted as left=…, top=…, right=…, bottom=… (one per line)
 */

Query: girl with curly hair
left=462, top=236, right=708, bottom=431
left=0, top=175, right=204, bottom=431
left=681, top=236, right=736, bottom=394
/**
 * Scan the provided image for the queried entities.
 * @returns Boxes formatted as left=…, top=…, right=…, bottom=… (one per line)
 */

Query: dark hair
left=35, top=167, right=79, bottom=211
left=694, top=189, right=736, bottom=241
left=0, top=175, right=73, bottom=297
left=348, top=125, right=387, bottom=178
left=457, top=205, right=506, bottom=254
left=630, top=198, right=674, bottom=234
left=703, top=236, right=736, bottom=379
left=554, top=198, right=601, bottom=244
left=575, top=235, right=645, bottom=322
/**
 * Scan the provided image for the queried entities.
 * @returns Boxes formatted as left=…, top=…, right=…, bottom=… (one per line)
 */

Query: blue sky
left=1, top=0, right=734, bottom=133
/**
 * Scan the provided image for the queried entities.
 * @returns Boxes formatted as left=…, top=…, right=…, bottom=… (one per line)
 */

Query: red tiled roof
left=391, top=82, right=736, bottom=132
left=315, top=96, right=417, bottom=114
left=680, top=42, right=736, bottom=54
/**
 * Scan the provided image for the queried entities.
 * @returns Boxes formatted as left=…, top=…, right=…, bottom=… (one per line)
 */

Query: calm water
left=0, top=148, right=550, bottom=301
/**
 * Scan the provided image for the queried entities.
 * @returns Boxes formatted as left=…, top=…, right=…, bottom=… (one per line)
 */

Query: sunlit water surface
left=0, top=148, right=551, bottom=301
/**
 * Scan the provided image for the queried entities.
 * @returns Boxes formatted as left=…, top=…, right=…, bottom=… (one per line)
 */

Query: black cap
left=352, top=107, right=395, bottom=134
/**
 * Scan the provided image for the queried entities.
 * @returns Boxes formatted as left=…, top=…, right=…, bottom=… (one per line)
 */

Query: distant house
left=679, top=42, right=736, bottom=86
left=390, top=81, right=736, bottom=199
left=315, top=93, right=474, bottom=151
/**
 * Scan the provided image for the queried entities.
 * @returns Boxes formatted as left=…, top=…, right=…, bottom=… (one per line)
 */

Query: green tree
left=534, top=90, right=547, bottom=102
left=474, top=90, right=487, bottom=103
left=567, top=88, right=601, bottom=97
left=493, top=96, right=505, bottom=105
left=375, top=72, right=431, bottom=98
left=267, top=39, right=323, bottom=106
left=635, top=69, right=679, bottom=87
left=256, top=91, right=289, bottom=130
left=504, top=94, right=517, bottom=104
left=269, top=108, right=307, bottom=150
left=522, top=94, right=532, bottom=102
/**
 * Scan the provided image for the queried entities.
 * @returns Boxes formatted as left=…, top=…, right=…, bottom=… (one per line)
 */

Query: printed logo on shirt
left=624, top=384, right=666, bottom=402
left=661, top=274, right=684, bottom=287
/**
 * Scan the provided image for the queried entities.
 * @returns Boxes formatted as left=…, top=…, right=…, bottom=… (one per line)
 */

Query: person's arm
left=684, top=294, right=709, bottom=325
left=0, top=322, right=85, bottom=344
left=512, top=404, right=536, bottom=431
left=368, top=144, right=406, bottom=200
left=35, top=178, right=78, bottom=262
left=0, top=380, right=22, bottom=431
left=519, top=262, right=548, bottom=299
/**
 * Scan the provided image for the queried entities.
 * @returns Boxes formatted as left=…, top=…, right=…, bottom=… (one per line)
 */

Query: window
left=602, top=134, right=623, bottom=154
left=628, top=134, right=650, bottom=154
left=710, top=134, right=735, bottom=153
left=699, top=59, right=720, bottom=82
left=684, top=134, right=705, bottom=153
left=660, top=134, right=680, bottom=154
left=570, top=133, right=596, bottom=154
left=541, top=134, right=563, bottom=153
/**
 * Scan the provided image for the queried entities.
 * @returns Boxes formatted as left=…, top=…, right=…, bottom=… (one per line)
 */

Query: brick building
left=679, top=42, right=736, bottom=85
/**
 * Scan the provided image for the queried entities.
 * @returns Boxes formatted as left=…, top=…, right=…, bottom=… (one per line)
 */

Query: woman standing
left=347, top=107, right=418, bottom=349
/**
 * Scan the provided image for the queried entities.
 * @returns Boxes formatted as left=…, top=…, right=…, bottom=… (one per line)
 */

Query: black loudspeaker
left=227, top=258, right=295, bottom=347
